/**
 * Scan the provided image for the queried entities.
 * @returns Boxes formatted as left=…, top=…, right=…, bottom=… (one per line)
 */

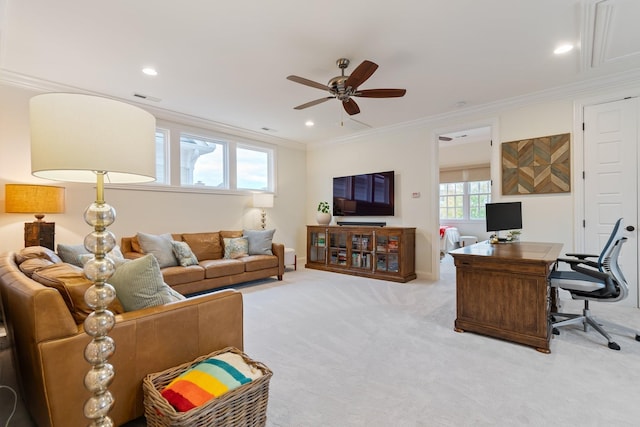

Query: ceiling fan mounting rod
left=337, top=58, right=350, bottom=70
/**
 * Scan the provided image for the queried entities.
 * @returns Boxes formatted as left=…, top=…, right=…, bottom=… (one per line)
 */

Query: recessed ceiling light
left=142, top=67, right=158, bottom=76
left=305, top=120, right=314, bottom=127
left=554, top=44, right=573, bottom=55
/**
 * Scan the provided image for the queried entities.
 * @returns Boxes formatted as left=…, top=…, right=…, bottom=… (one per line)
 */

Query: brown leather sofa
left=121, top=231, right=285, bottom=295
left=0, top=251, right=244, bottom=427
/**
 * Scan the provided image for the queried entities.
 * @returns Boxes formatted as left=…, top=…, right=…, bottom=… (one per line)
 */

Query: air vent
left=133, top=93, right=161, bottom=102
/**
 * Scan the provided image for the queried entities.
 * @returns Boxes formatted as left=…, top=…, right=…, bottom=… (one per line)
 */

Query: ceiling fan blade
left=355, top=88, right=407, bottom=98
left=293, top=96, right=334, bottom=110
left=342, top=98, right=361, bottom=115
left=286, top=75, right=330, bottom=91
left=345, top=60, right=378, bottom=89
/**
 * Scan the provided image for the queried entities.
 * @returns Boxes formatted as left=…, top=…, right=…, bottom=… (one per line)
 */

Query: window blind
left=439, top=165, right=490, bottom=183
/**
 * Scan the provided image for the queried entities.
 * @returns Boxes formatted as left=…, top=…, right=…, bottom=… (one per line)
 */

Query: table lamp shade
left=5, top=184, right=65, bottom=215
left=253, top=193, right=274, bottom=208
left=30, top=93, right=156, bottom=183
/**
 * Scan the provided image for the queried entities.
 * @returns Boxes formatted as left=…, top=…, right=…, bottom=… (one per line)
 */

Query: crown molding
left=5, top=67, right=640, bottom=152
left=0, top=68, right=307, bottom=151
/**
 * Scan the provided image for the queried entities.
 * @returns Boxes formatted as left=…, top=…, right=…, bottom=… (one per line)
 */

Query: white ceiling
left=2, top=0, right=640, bottom=145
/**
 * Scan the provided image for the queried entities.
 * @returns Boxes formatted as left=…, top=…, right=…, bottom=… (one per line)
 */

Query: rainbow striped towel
left=161, top=352, right=262, bottom=412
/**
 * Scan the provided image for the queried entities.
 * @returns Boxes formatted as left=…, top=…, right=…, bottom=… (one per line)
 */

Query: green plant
left=317, top=201, right=330, bottom=214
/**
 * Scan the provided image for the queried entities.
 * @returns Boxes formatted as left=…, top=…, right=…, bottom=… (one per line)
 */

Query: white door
left=584, top=97, right=639, bottom=308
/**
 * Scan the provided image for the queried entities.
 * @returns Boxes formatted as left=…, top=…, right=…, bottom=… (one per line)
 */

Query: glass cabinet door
left=375, top=233, right=400, bottom=272
left=309, top=230, right=327, bottom=263
left=351, top=233, right=373, bottom=269
left=329, top=231, right=348, bottom=266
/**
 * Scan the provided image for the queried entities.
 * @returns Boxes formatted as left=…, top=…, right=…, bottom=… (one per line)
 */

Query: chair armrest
left=564, top=252, right=599, bottom=259
left=557, top=257, right=599, bottom=269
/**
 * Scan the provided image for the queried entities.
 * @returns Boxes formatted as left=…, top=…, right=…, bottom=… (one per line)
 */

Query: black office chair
left=549, top=218, right=640, bottom=350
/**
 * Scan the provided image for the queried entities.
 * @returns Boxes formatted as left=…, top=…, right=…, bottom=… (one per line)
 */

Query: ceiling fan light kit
left=287, top=58, right=406, bottom=116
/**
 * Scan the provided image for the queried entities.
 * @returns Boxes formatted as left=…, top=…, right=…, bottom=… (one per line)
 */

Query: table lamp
left=30, top=93, right=156, bottom=426
left=253, top=193, right=274, bottom=229
left=5, top=183, right=65, bottom=250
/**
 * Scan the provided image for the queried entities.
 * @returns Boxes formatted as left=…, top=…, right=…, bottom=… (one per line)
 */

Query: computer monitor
left=485, top=202, right=522, bottom=233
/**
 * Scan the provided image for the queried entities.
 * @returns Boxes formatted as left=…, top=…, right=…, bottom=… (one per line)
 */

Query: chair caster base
left=636, top=334, right=640, bottom=342
left=552, top=327, right=560, bottom=335
left=608, top=341, right=621, bottom=350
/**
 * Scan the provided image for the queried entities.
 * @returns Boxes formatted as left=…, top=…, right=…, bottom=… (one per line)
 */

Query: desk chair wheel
left=608, top=341, right=621, bottom=351
left=636, top=334, right=640, bottom=342
left=552, top=327, right=560, bottom=335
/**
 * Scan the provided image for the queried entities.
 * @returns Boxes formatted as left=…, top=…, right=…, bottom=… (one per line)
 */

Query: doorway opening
left=437, top=125, right=493, bottom=273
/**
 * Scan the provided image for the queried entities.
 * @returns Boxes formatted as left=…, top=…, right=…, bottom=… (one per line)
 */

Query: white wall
left=0, top=83, right=307, bottom=255
left=307, top=98, right=577, bottom=279
left=439, top=139, right=491, bottom=169
left=493, top=100, right=574, bottom=246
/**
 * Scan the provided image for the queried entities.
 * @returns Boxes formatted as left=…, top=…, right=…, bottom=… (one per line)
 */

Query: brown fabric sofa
left=0, top=251, right=244, bottom=427
left=121, top=231, right=285, bottom=295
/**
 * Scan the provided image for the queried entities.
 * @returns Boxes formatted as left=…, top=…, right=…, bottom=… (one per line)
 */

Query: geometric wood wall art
left=502, top=133, right=571, bottom=195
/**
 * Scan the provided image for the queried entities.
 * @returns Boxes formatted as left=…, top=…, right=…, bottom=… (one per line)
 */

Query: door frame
left=573, top=88, right=640, bottom=308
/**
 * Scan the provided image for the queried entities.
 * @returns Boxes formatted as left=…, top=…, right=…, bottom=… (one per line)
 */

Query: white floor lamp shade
left=30, top=93, right=156, bottom=426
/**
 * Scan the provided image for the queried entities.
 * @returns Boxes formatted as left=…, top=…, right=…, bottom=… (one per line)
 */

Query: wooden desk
left=450, top=241, right=563, bottom=353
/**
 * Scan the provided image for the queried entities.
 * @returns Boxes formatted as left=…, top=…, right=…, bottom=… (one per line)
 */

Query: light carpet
left=239, top=259, right=640, bottom=427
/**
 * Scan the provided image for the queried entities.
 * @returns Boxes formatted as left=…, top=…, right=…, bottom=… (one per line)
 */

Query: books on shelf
left=338, top=251, right=347, bottom=265
left=317, top=234, right=326, bottom=247
left=388, top=254, right=399, bottom=272
left=352, top=235, right=371, bottom=251
left=388, top=237, right=399, bottom=252
left=351, top=253, right=372, bottom=269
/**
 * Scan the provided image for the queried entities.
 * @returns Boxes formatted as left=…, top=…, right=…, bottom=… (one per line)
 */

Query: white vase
left=316, top=212, right=331, bottom=225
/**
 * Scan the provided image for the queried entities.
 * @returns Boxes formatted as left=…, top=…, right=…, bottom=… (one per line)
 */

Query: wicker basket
left=143, top=347, right=272, bottom=427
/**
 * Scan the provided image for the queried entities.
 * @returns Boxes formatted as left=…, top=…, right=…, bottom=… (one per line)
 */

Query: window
left=149, top=121, right=275, bottom=193
left=439, top=182, right=464, bottom=219
left=439, top=180, right=491, bottom=220
left=439, top=165, right=491, bottom=221
left=180, top=134, right=226, bottom=188
left=155, top=129, right=168, bottom=184
left=468, top=180, right=491, bottom=219
left=237, top=146, right=271, bottom=191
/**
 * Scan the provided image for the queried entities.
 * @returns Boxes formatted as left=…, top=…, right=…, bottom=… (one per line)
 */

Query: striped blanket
left=161, top=351, right=262, bottom=412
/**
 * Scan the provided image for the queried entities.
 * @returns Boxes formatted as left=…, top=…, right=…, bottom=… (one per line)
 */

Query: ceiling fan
left=286, top=58, right=406, bottom=116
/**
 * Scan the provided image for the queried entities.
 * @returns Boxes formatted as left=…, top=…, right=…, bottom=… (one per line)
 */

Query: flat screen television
left=485, top=202, right=522, bottom=233
left=333, top=171, right=394, bottom=216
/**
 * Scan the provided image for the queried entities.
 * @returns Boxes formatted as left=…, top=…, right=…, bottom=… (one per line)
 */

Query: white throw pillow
left=136, top=232, right=179, bottom=268
left=242, top=229, right=275, bottom=255
left=108, top=254, right=185, bottom=311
